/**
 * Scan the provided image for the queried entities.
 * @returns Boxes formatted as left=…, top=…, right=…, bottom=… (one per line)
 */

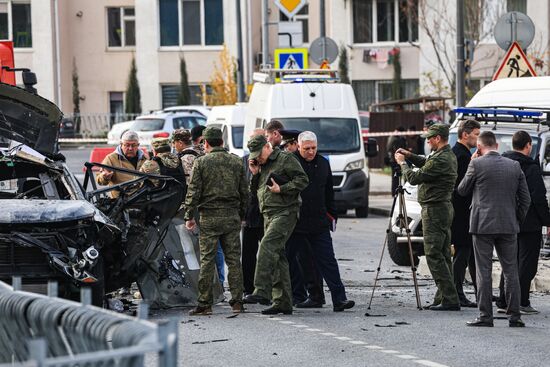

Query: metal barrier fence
left=66, top=113, right=140, bottom=138
left=0, top=277, right=178, bottom=367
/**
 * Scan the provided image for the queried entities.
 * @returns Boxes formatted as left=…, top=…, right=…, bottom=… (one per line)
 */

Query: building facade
left=3, top=0, right=548, bottom=116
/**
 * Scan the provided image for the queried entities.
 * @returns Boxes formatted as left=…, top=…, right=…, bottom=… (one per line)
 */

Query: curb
left=369, top=207, right=390, bottom=217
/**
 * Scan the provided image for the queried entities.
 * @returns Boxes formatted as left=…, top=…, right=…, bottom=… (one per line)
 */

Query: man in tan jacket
left=96, top=130, right=147, bottom=197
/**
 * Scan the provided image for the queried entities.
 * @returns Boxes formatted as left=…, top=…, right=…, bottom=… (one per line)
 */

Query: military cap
left=421, top=123, right=449, bottom=139
left=202, top=126, right=223, bottom=140
left=248, top=134, right=268, bottom=159
left=171, top=128, right=191, bottom=142
left=151, top=137, right=171, bottom=150
left=280, top=129, right=301, bottom=146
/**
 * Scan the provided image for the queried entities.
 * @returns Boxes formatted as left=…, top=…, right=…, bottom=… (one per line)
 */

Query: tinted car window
left=279, top=118, right=360, bottom=154
left=173, top=117, right=197, bottom=129
left=360, top=116, right=369, bottom=128
left=133, top=119, right=165, bottom=131
left=448, top=131, right=539, bottom=159
left=232, top=126, right=244, bottom=149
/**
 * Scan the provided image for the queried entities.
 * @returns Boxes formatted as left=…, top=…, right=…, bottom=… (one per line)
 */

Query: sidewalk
left=368, top=170, right=392, bottom=217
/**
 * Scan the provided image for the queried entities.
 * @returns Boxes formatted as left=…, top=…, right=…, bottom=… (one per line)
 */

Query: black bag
left=266, top=172, right=289, bottom=187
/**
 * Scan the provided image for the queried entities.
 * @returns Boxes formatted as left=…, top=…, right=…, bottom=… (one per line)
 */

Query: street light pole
left=320, top=0, right=326, bottom=61
left=236, top=0, right=245, bottom=101
left=262, top=0, right=269, bottom=68
left=456, top=0, right=465, bottom=107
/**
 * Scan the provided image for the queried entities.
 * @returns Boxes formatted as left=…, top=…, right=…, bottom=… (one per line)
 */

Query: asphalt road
left=62, top=147, right=550, bottom=367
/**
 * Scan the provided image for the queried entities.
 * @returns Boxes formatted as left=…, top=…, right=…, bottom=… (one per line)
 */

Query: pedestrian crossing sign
left=275, top=48, right=308, bottom=71
left=493, top=41, right=537, bottom=81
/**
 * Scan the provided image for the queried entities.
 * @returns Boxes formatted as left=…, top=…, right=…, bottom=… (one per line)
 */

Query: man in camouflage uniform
left=140, top=137, right=186, bottom=187
left=395, top=124, right=460, bottom=310
left=184, top=127, right=248, bottom=315
left=243, top=135, right=309, bottom=315
left=171, top=129, right=200, bottom=185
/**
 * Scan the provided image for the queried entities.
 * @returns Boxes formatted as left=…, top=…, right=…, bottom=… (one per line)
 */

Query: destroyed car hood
left=0, top=200, right=96, bottom=224
left=0, top=83, right=62, bottom=155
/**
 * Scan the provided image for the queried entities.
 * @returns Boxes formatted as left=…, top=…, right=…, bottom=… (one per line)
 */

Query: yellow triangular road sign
left=493, top=41, right=537, bottom=81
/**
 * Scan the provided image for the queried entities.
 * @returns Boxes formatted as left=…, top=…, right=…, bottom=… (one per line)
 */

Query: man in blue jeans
left=285, top=131, right=355, bottom=312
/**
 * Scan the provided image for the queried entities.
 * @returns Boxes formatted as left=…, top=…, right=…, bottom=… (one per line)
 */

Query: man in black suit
left=451, top=119, right=480, bottom=308
left=285, top=131, right=355, bottom=312
left=497, top=131, right=550, bottom=314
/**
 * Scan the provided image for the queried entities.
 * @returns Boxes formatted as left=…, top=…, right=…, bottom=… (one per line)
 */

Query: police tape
left=365, top=131, right=425, bottom=137
left=59, top=138, right=108, bottom=144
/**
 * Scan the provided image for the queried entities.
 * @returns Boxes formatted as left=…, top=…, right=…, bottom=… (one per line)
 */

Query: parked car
left=133, top=111, right=207, bottom=147
left=107, top=119, right=136, bottom=145
left=59, top=117, right=76, bottom=138
left=160, top=105, right=211, bottom=118
left=359, top=110, right=370, bottom=142
left=0, top=82, right=195, bottom=308
left=206, top=103, right=246, bottom=156
left=388, top=77, right=550, bottom=266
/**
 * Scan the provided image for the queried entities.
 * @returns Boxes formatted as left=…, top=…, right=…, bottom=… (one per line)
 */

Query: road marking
left=279, top=321, right=294, bottom=325
left=414, top=360, right=449, bottom=367
left=334, top=336, right=352, bottom=341
left=349, top=341, right=367, bottom=345
left=291, top=324, right=309, bottom=328
left=364, top=345, right=384, bottom=350
left=305, top=328, right=322, bottom=332
left=381, top=350, right=400, bottom=354
left=320, top=332, right=337, bottom=336
left=397, top=355, right=418, bottom=360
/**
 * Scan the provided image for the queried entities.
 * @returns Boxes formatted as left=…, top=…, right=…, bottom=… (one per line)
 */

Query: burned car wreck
left=0, top=82, right=218, bottom=308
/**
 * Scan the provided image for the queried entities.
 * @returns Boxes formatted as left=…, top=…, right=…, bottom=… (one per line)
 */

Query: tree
left=125, top=57, right=141, bottom=114
left=338, top=45, right=350, bottom=84
left=177, top=56, right=191, bottom=105
left=390, top=48, right=402, bottom=100
left=202, top=44, right=237, bottom=106
left=72, top=58, right=81, bottom=133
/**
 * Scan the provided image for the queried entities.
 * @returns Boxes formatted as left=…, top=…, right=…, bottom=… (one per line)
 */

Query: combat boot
left=189, top=305, right=212, bottom=316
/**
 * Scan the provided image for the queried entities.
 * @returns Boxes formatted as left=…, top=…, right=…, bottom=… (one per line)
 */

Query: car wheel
left=387, top=231, right=419, bottom=266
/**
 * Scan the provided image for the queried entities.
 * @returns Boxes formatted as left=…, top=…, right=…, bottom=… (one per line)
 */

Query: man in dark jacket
left=497, top=131, right=550, bottom=314
left=451, top=119, right=480, bottom=308
left=285, top=131, right=355, bottom=312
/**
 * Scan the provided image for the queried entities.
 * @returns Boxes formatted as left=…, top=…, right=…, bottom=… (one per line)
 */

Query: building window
left=353, top=0, right=418, bottom=44
left=0, top=1, right=32, bottom=48
left=107, top=7, right=135, bottom=47
left=161, top=84, right=205, bottom=108
left=507, top=0, right=526, bottom=13
left=159, top=0, right=223, bottom=47
left=279, top=4, right=309, bottom=43
left=352, top=79, right=419, bottom=109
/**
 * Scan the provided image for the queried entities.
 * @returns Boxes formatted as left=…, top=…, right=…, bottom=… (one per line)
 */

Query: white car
left=159, top=105, right=211, bottom=118
left=133, top=111, right=207, bottom=147
left=107, top=120, right=136, bottom=145
left=206, top=104, right=246, bottom=157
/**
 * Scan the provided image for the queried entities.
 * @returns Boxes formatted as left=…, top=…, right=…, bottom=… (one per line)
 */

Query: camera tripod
left=367, top=173, right=422, bottom=310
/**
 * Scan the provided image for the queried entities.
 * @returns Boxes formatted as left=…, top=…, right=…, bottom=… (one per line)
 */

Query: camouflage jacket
left=400, top=144, right=457, bottom=205
left=183, top=147, right=248, bottom=220
left=251, top=149, right=309, bottom=215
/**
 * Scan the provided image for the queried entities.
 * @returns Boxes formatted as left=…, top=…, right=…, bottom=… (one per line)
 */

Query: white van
left=388, top=76, right=550, bottom=266
left=244, top=69, right=377, bottom=218
left=206, top=103, right=246, bottom=157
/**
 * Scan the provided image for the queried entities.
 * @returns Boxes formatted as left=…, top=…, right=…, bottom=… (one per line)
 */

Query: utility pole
left=262, top=0, right=269, bottom=68
left=236, top=0, right=245, bottom=101
left=456, top=0, right=465, bottom=107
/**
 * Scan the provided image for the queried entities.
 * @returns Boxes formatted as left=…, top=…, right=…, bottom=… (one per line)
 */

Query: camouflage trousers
left=197, top=213, right=243, bottom=307
left=422, top=203, right=459, bottom=305
left=253, top=210, right=298, bottom=310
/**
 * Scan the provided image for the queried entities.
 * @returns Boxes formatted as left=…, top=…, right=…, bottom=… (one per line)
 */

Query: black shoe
left=429, top=303, right=460, bottom=311
left=460, top=299, right=477, bottom=308
left=296, top=298, right=323, bottom=309
left=467, top=318, right=493, bottom=327
left=509, top=319, right=525, bottom=328
left=243, top=294, right=271, bottom=305
left=261, top=306, right=293, bottom=315
left=333, top=300, right=355, bottom=312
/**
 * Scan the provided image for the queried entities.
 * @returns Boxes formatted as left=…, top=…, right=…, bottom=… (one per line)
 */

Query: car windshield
left=232, top=126, right=244, bottom=149
left=133, top=119, right=165, bottom=131
left=448, top=132, right=540, bottom=160
left=278, top=118, right=360, bottom=153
